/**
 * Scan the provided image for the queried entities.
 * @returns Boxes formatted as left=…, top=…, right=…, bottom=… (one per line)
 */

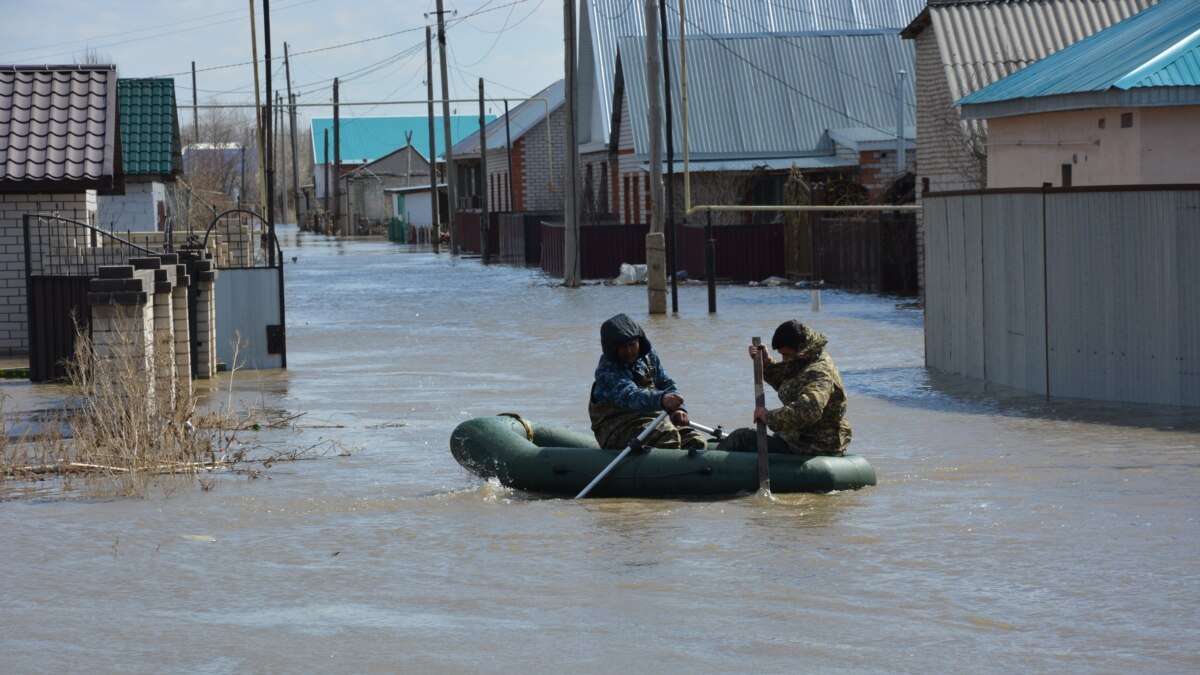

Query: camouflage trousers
left=715, top=427, right=846, bottom=456
left=594, top=413, right=708, bottom=451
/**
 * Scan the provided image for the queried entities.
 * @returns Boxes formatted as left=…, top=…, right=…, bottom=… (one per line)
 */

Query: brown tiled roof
left=0, top=64, right=123, bottom=194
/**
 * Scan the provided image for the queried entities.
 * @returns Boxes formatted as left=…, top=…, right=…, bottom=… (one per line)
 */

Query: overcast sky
left=1, top=0, right=565, bottom=122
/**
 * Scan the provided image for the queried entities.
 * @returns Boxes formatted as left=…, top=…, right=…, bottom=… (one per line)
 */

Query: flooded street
left=3, top=224, right=1198, bottom=672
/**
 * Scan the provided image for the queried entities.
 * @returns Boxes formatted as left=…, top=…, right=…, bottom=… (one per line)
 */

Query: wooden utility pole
left=478, top=78, right=490, bottom=263
left=435, top=0, right=458, bottom=254
left=504, top=99, right=514, bottom=210
left=323, top=129, right=330, bottom=217
left=248, top=0, right=266, bottom=217
left=425, top=26, right=441, bottom=253
left=644, top=0, right=666, bottom=313
left=285, top=42, right=301, bottom=223
left=263, top=0, right=276, bottom=266
left=563, top=0, right=581, bottom=286
left=333, top=77, right=341, bottom=234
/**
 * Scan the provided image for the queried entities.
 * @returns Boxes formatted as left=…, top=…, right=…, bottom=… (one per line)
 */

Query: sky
left=1, top=0, right=565, bottom=123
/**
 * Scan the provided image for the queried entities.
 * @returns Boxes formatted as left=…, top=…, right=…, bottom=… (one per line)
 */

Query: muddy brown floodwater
left=2, top=224, right=1198, bottom=673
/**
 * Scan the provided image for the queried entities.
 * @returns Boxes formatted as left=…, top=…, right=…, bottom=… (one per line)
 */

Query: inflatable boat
left=450, top=415, right=876, bottom=498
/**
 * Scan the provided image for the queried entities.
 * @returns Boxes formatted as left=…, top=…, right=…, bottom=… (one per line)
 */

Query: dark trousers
left=715, top=427, right=793, bottom=454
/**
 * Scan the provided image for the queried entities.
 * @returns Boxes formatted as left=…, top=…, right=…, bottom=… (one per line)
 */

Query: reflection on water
left=2, top=225, right=1197, bottom=672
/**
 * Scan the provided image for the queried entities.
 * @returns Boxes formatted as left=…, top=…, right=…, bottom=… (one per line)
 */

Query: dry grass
left=0, top=326, right=331, bottom=499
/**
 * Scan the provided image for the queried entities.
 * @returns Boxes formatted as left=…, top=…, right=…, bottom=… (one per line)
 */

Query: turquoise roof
left=118, top=78, right=182, bottom=176
left=310, top=116, right=491, bottom=164
left=958, top=0, right=1200, bottom=114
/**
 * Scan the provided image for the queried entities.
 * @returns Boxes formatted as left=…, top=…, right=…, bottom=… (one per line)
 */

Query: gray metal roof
left=617, top=32, right=915, bottom=160
left=901, top=0, right=1158, bottom=106
left=958, top=0, right=1200, bottom=117
left=0, top=65, right=122, bottom=194
left=580, top=0, right=926, bottom=144
left=451, top=79, right=565, bottom=158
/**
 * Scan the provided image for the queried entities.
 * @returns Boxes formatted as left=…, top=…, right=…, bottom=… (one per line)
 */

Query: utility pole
left=659, top=0, right=678, bottom=313
left=504, top=99, right=514, bottom=210
left=563, top=0, right=581, bottom=286
left=263, top=0, right=276, bottom=267
left=285, top=42, right=300, bottom=223
left=478, top=78, right=489, bottom=263
left=435, top=0, right=458, bottom=254
left=248, top=0, right=266, bottom=217
left=425, top=26, right=441, bottom=253
left=277, top=92, right=287, bottom=222
left=333, top=77, right=341, bottom=234
left=896, top=70, right=907, bottom=174
left=644, top=0, right=666, bottom=314
left=323, top=129, right=330, bottom=218
left=191, top=61, right=199, bottom=145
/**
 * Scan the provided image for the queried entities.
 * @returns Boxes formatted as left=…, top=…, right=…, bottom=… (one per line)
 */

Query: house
left=0, top=64, right=123, bottom=356
left=309, top=115, right=482, bottom=219
left=95, top=78, right=182, bottom=232
left=611, top=31, right=916, bottom=221
left=341, top=142, right=433, bottom=231
left=901, top=0, right=1158, bottom=193
left=956, top=0, right=1200, bottom=187
left=450, top=80, right=566, bottom=215
left=921, top=0, right=1200, bottom=406
left=578, top=0, right=925, bottom=212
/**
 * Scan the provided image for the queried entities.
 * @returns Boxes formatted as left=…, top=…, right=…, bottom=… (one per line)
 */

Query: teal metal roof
left=311, top=116, right=490, bottom=165
left=118, top=78, right=182, bottom=177
left=957, top=0, right=1200, bottom=116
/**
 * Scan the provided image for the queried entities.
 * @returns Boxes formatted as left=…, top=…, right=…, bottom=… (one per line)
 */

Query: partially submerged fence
left=924, top=186, right=1200, bottom=407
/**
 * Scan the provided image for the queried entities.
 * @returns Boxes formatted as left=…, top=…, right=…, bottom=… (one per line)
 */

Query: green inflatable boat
left=450, top=415, right=876, bottom=498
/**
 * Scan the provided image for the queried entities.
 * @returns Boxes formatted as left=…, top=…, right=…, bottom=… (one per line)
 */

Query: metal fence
left=924, top=186, right=1200, bottom=407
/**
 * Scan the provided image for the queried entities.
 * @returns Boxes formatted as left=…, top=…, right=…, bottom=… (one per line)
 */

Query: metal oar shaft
left=575, top=409, right=670, bottom=499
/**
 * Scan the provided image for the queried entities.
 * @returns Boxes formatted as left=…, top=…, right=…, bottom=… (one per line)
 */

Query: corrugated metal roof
left=581, top=0, right=926, bottom=145
left=914, top=0, right=1157, bottom=108
left=959, top=0, right=1200, bottom=108
left=618, top=32, right=914, bottom=159
left=451, top=79, right=565, bottom=157
left=310, top=115, right=487, bottom=165
left=118, top=78, right=181, bottom=177
left=0, top=64, right=121, bottom=193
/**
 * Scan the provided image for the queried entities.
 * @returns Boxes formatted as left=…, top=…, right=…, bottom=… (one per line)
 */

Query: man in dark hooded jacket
left=717, top=320, right=852, bottom=456
left=589, top=313, right=708, bottom=451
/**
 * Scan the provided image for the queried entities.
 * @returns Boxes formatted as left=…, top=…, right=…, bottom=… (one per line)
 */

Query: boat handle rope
left=498, top=412, right=535, bottom=442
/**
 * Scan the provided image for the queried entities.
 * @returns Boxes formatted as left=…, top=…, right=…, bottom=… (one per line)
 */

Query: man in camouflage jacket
left=589, top=313, right=708, bottom=451
left=718, top=320, right=852, bottom=456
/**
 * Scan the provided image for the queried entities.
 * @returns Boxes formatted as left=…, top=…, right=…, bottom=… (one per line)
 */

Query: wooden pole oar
left=575, top=409, right=670, bottom=499
left=752, top=336, right=771, bottom=492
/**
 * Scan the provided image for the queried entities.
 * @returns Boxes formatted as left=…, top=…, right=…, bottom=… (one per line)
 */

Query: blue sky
left=1, top=0, right=564, bottom=123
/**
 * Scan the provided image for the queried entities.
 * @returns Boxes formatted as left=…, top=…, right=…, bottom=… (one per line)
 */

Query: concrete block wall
left=164, top=255, right=192, bottom=398
left=0, top=193, right=90, bottom=355
left=191, top=256, right=217, bottom=379
left=95, top=181, right=164, bottom=233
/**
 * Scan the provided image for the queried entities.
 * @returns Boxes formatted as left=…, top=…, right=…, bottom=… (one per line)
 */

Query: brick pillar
left=88, top=264, right=156, bottom=406
left=192, top=256, right=218, bottom=379
left=131, top=257, right=177, bottom=411
left=164, top=255, right=192, bottom=397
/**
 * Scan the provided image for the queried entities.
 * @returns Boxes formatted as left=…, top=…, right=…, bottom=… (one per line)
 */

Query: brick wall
left=521, top=105, right=567, bottom=213
left=0, top=193, right=90, bottom=355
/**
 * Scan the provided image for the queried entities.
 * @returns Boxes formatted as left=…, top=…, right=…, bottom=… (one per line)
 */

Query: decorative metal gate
left=23, top=214, right=157, bottom=382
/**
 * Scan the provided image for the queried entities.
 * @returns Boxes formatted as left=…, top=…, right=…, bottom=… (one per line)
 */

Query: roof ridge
left=1113, top=25, right=1200, bottom=89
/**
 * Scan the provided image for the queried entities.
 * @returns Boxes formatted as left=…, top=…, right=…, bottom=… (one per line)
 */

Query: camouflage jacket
left=762, top=330, right=852, bottom=455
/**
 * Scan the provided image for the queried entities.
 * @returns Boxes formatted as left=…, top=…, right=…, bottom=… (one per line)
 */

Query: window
left=1121, top=112, right=1133, bottom=128
left=1061, top=164, right=1072, bottom=187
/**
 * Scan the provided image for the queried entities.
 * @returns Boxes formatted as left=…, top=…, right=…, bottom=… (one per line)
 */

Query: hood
left=794, top=325, right=828, bottom=364
left=600, top=313, right=651, bottom=362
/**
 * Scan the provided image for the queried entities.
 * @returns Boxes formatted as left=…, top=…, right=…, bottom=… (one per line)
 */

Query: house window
left=749, top=174, right=787, bottom=224
left=1061, top=164, right=1072, bottom=187
left=1121, top=112, right=1133, bottom=128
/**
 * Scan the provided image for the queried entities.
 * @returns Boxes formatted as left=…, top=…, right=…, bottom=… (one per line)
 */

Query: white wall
left=96, top=180, right=164, bottom=232
left=394, top=191, right=434, bottom=227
